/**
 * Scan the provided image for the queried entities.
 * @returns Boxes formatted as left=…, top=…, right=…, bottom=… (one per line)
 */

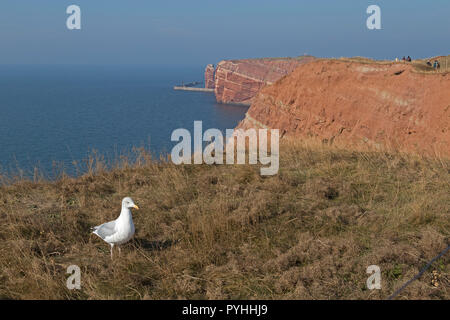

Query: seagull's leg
left=110, top=244, right=114, bottom=260
left=118, top=246, right=121, bottom=256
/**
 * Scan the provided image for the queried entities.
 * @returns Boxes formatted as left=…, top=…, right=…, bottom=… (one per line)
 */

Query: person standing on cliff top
left=433, top=60, right=440, bottom=70
left=407, top=56, right=412, bottom=62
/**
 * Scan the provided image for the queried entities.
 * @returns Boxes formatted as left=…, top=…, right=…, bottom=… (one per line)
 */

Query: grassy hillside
left=0, top=140, right=448, bottom=299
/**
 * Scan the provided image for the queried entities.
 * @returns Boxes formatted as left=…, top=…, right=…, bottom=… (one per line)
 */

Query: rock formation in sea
left=205, top=56, right=315, bottom=105
left=237, top=58, right=450, bottom=156
left=204, top=64, right=216, bottom=89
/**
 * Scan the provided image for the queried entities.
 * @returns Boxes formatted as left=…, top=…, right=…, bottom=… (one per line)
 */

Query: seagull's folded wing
left=92, top=220, right=116, bottom=240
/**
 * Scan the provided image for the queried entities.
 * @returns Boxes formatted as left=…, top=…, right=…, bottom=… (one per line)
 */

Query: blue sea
left=0, top=65, right=248, bottom=178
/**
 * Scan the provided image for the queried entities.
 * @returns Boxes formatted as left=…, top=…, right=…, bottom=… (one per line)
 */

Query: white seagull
left=92, top=197, right=139, bottom=259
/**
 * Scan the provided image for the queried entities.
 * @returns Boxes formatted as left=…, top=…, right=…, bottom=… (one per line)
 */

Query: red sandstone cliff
left=237, top=59, right=450, bottom=156
left=213, top=56, right=315, bottom=105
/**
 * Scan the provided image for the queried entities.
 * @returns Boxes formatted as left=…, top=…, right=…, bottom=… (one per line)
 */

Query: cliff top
left=327, top=55, right=450, bottom=74
left=224, top=55, right=315, bottom=64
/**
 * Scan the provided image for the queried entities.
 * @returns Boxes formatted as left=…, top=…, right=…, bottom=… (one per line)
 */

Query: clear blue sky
left=1, top=0, right=449, bottom=66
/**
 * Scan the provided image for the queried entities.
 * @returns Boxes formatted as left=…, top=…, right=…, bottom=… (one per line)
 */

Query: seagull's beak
left=133, top=204, right=140, bottom=210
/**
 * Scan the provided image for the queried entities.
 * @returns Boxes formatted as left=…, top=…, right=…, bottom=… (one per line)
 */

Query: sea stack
left=205, top=64, right=216, bottom=89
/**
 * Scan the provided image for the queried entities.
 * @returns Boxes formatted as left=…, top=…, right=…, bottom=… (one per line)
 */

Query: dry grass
left=412, top=55, right=450, bottom=74
left=228, top=55, right=315, bottom=64
left=0, top=140, right=448, bottom=300
left=336, top=57, right=394, bottom=65
left=334, top=55, right=450, bottom=74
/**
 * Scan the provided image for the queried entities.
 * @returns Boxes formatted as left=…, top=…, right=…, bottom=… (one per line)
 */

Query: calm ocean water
left=0, top=65, right=248, bottom=178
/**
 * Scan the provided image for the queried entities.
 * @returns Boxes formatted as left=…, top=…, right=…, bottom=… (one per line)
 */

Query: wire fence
left=387, top=243, right=450, bottom=300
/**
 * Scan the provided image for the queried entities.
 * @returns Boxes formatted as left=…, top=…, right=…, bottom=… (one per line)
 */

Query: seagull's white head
left=122, top=197, right=139, bottom=211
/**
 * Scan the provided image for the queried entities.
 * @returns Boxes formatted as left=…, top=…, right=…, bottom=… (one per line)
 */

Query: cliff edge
left=206, top=56, right=315, bottom=105
left=237, top=59, right=450, bottom=156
